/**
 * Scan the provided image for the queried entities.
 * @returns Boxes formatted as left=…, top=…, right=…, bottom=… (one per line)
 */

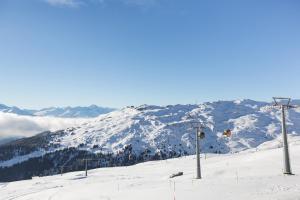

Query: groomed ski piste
left=1, top=136, right=300, bottom=200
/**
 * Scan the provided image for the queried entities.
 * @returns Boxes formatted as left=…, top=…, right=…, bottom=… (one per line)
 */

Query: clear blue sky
left=0, top=0, right=300, bottom=109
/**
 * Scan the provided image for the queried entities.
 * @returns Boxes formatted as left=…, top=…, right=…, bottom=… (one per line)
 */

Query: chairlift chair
left=223, top=129, right=232, bottom=137
left=199, top=131, right=205, bottom=139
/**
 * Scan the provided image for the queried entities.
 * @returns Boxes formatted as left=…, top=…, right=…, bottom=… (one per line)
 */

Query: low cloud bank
left=0, top=112, right=89, bottom=139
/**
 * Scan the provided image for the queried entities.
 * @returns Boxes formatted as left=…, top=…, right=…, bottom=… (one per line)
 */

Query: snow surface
left=1, top=137, right=300, bottom=200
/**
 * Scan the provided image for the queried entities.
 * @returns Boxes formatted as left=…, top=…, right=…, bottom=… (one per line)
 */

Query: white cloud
left=0, top=112, right=89, bottom=139
left=43, top=0, right=158, bottom=7
left=44, top=0, right=82, bottom=7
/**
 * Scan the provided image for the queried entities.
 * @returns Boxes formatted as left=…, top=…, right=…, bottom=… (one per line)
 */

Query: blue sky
left=0, top=0, right=300, bottom=109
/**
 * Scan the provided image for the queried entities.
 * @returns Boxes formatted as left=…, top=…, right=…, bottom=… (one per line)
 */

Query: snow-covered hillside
left=1, top=99, right=300, bottom=182
left=46, top=99, right=300, bottom=154
left=1, top=137, right=300, bottom=200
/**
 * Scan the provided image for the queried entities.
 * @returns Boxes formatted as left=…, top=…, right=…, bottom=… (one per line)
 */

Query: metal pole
left=196, top=127, right=201, bottom=179
left=85, top=159, right=88, bottom=177
left=60, top=166, right=63, bottom=176
left=281, top=106, right=292, bottom=175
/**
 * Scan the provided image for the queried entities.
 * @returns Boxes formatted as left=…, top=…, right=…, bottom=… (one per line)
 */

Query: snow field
left=1, top=140, right=300, bottom=200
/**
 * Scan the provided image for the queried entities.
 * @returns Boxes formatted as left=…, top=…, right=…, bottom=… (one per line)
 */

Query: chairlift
left=223, top=129, right=232, bottom=137
left=199, top=131, right=205, bottom=139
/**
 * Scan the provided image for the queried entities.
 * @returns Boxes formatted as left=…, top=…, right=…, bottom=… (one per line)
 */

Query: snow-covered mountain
left=33, top=105, right=115, bottom=118
left=1, top=99, right=300, bottom=182
left=0, top=104, right=32, bottom=116
left=0, top=104, right=115, bottom=118
left=31, top=99, right=300, bottom=154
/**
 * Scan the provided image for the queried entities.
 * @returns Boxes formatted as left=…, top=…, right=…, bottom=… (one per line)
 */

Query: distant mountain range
left=1, top=99, right=300, bottom=182
left=0, top=104, right=116, bottom=118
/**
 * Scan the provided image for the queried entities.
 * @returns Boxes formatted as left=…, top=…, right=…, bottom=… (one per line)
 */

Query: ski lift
left=223, top=129, right=232, bottom=137
left=199, top=131, right=205, bottom=139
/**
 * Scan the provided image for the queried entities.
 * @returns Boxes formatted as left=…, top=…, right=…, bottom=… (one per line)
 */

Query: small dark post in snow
left=60, top=166, right=63, bottom=176
left=173, top=181, right=176, bottom=200
left=85, top=159, right=88, bottom=177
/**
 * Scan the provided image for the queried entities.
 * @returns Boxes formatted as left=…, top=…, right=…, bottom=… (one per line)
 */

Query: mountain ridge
left=0, top=104, right=116, bottom=118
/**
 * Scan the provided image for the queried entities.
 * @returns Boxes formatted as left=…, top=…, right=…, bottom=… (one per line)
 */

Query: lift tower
left=272, top=97, right=296, bottom=175
left=190, top=117, right=205, bottom=179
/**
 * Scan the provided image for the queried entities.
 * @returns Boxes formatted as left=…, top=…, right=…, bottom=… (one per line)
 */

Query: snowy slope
left=46, top=99, right=300, bottom=154
left=1, top=138, right=300, bottom=200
